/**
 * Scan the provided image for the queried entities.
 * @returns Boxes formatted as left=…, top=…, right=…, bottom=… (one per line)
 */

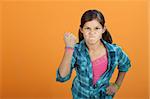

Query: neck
left=86, top=40, right=103, bottom=52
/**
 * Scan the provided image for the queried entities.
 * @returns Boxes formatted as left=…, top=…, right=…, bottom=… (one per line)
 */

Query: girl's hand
left=106, top=83, right=119, bottom=95
left=64, top=32, right=77, bottom=48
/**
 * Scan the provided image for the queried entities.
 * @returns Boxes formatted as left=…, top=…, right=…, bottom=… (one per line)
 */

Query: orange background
left=0, top=0, right=149, bottom=99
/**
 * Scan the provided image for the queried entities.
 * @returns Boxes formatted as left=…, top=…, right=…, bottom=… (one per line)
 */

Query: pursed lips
left=89, top=37, right=96, bottom=39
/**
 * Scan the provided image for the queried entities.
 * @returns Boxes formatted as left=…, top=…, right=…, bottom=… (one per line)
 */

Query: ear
left=80, top=27, right=83, bottom=34
left=102, top=26, right=106, bottom=33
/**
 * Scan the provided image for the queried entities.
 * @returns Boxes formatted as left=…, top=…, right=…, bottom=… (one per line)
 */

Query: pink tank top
left=92, top=54, right=108, bottom=85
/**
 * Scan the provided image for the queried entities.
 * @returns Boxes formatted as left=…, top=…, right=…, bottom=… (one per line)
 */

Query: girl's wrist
left=65, top=46, right=74, bottom=51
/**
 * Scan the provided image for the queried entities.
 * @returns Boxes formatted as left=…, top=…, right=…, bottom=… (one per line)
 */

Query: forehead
left=83, top=19, right=102, bottom=27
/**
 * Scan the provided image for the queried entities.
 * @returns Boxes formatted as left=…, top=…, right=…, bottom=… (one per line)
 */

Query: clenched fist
left=64, top=32, right=77, bottom=48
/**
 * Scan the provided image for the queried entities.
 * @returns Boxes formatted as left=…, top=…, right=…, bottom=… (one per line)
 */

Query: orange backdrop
left=0, top=0, right=149, bottom=99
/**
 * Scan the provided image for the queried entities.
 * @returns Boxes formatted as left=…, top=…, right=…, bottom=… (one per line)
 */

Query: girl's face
left=80, top=19, right=106, bottom=45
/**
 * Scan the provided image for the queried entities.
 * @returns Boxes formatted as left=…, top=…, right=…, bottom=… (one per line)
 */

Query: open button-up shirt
left=56, top=38, right=131, bottom=99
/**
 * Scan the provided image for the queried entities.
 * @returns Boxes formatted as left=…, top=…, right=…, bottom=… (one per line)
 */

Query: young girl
left=56, top=9, right=131, bottom=99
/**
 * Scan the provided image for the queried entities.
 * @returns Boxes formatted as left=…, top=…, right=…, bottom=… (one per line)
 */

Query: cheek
left=99, top=33, right=103, bottom=37
left=96, top=33, right=103, bottom=38
left=83, top=33, right=88, bottom=38
left=96, top=35, right=102, bottom=39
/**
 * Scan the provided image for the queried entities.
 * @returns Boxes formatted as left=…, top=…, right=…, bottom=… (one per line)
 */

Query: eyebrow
left=84, top=26, right=101, bottom=28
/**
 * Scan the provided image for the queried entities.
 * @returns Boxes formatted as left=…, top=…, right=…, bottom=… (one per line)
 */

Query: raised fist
left=64, top=32, right=77, bottom=48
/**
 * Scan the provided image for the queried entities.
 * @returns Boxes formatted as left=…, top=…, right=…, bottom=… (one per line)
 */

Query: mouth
left=88, top=38, right=95, bottom=41
left=89, top=37, right=95, bottom=39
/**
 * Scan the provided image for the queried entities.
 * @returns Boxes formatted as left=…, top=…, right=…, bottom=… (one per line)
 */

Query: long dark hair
left=79, top=9, right=113, bottom=44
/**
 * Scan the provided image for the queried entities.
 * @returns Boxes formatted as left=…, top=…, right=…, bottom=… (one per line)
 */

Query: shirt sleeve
left=117, top=46, right=131, bottom=72
left=56, top=46, right=77, bottom=82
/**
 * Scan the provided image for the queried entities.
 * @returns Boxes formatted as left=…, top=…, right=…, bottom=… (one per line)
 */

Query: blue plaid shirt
left=56, top=39, right=131, bottom=99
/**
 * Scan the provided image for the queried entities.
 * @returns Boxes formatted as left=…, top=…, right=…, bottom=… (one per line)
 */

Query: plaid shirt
left=56, top=38, right=131, bottom=99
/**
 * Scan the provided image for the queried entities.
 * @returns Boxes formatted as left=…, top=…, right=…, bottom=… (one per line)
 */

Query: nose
left=89, top=30, right=95, bottom=35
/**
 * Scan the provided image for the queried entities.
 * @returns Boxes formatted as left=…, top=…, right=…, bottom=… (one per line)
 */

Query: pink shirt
left=92, top=54, right=108, bottom=85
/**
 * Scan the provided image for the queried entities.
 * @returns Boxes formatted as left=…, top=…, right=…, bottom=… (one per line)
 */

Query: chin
left=87, top=40, right=97, bottom=45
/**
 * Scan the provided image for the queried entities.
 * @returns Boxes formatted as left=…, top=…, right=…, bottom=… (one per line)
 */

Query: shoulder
left=112, top=43, right=124, bottom=52
left=104, top=41, right=120, bottom=52
left=74, top=43, right=80, bottom=50
left=112, top=43, right=129, bottom=57
left=73, top=40, right=85, bottom=51
left=106, top=42, right=125, bottom=54
left=72, top=43, right=81, bottom=56
left=113, top=43, right=125, bottom=52
left=112, top=43, right=122, bottom=50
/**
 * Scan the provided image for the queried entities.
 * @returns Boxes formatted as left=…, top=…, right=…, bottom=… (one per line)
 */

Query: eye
left=95, top=27, right=101, bottom=30
left=84, top=27, right=90, bottom=30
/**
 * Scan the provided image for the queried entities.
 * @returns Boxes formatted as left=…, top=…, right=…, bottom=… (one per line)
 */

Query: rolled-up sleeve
left=117, top=46, right=131, bottom=72
left=56, top=47, right=77, bottom=82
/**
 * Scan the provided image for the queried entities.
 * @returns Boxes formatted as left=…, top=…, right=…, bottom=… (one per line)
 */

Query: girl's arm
left=115, top=46, right=131, bottom=87
left=106, top=45, right=131, bottom=95
left=58, top=49, right=74, bottom=78
left=115, top=71, right=126, bottom=87
left=56, top=33, right=77, bottom=82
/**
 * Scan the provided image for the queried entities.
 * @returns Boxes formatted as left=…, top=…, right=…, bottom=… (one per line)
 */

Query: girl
left=56, top=9, right=131, bottom=99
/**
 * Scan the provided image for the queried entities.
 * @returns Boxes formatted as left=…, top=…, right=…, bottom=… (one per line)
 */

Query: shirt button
left=93, top=84, right=97, bottom=88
